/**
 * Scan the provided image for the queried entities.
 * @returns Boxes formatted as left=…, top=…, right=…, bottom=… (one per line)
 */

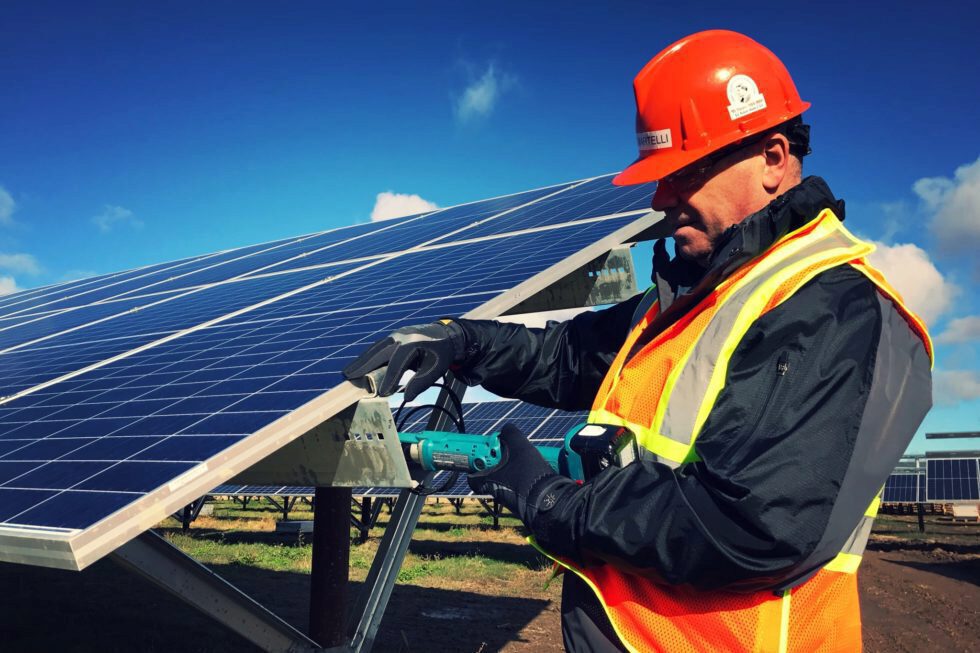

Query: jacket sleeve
left=525, top=266, right=932, bottom=591
left=453, top=292, right=645, bottom=411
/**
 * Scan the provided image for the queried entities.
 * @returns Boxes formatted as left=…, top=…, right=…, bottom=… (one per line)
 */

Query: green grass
left=159, top=498, right=557, bottom=593
left=396, top=552, right=518, bottom=584
left=166, top=533, right=313, bottom=572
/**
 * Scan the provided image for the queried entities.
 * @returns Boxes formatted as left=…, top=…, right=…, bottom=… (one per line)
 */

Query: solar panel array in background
left=925, top=458, right=980, bottom=502
left=0, top=175, right=655, bottom=534
left=212, top=399, right=589, bottom=499
left=882, top=473, right=925, bottom=503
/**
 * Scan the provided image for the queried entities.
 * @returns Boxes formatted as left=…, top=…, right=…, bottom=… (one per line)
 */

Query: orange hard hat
left=614, top=30, right=810, bottom=186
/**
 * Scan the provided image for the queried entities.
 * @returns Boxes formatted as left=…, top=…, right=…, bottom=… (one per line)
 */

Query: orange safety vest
left=536, top=209, right=933, bottom=653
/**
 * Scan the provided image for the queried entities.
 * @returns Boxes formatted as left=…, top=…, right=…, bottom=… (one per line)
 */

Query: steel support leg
left=477, top=498, right=501, bottom=530
left=310, top=487, right=352, bottom=648
left=345, top=378, right=467, bottom=653
left=359, top=498, right=372, bottom=542
left=112, top=530, right=322, bottom=653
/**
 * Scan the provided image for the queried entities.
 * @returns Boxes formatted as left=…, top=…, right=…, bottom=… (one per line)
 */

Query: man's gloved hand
left=467, top=423, right=563, bottom=524
left=342, top=320, right=468, bottom=401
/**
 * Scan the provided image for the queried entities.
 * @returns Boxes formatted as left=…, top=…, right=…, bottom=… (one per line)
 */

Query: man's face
left=650, top=144, right=768, bottom=266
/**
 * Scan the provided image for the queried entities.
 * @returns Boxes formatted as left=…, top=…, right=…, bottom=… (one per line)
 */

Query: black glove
left=467, top=423, right=562, bottom=523
left=343, top=320, right=468, bottom=401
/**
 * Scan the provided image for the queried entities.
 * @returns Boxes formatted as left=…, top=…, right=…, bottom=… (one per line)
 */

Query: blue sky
left=0, top=1, right=977, bottom=454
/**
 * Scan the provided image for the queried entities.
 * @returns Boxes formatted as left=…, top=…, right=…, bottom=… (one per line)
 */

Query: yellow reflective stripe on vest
left=778, top=590, right=792, bottom=653
left=851, top=259, right=935, bottom=367
left=824, top=552, right=862, bottom=574
left=588, top=407, right=699, bottom=464
left=866, top=495, right=881, bottom=517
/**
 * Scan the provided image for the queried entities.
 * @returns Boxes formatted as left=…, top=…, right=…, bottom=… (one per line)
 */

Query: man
left=344, top=30, right=933, bottom=652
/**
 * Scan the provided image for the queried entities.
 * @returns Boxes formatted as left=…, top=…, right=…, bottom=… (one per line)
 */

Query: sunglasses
left=658, top=131, right=771, bottom=193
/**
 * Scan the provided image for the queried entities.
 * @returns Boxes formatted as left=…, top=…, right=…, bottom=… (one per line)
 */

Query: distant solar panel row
left=882, top=473, right=925, bottom=503
left=926, top=458, right=980, bottom=502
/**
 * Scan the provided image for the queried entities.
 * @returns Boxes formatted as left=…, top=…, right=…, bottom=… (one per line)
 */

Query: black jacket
left=454, top=177, right=932, bottom=651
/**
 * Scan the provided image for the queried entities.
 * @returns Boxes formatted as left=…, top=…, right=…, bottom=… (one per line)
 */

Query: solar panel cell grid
left=926, top=458, right=980, bottom=502
left=0, top=263, right=359, bottom=399
left=882, top=473, right=923, bottom=503
left=0, top=223, right=615, bottom=529
left=117, top=221, right=399, bottom=298
left=0, top=255, right=213, bottom=320
left=456, top=177, right=656, bottom=241
left=1, top=238, right=305, bottom=319
left=0, top=175, right=656, bottom=570
left=248, top=184, right=574, bottom=278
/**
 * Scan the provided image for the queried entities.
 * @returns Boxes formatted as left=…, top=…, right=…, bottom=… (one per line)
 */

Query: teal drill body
left=399, top=427, right=586, bottom=481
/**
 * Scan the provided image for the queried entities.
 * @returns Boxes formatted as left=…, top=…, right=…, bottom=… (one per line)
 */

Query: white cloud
left=867, top=241, right=957, bottom=326
left=0, top=186, right=15, bottom=226
left=0, top=253, right=40, bottom=276
left=370, top=192, right=438, bottom=222
left=935, top=315, right=980, bottom=345
left=93, top=204, right=142, bottom=232
left=913, top=156, right=980, bottom=254
left=933, top=369, right=980, bottom=406
left=454, top=62, right=517, bottom=123
left=0, top=275, right=19, bottom=296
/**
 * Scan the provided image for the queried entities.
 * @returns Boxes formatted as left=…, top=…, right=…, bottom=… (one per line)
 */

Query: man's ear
left=761, top=133, right=791, bottom=193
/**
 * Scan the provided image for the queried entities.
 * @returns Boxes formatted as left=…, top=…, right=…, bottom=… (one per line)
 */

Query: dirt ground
left=371, top=546, right=979, bottom=653
left=0, top=516, right=977, bottom=652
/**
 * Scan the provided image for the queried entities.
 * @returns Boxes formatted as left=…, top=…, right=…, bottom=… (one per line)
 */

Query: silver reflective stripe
left=639, top=449, right=676, bottom=468
left=839, top=513, right=875, bottom=557
left=656, top=227, right=859, bottom=455
left=630, top=286, right=659, bottom=330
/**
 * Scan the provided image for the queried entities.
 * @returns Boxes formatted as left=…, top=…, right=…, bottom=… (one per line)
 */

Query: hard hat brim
left=613, top=102, right=811, bottom=187
left=612, top=148, right=691, bottom=186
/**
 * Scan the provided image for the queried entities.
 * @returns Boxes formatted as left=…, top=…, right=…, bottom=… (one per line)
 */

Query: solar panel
left=925, top=458, right=980, bottom=502
left=0, top=253, right=220, bottom=320
left=882, top=473, right=925, bottom=503
left=0, top=174, right=658, bottom=570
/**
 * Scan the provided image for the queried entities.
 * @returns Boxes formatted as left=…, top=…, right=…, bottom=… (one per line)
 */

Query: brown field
left=0, top=502, right=977, bottom=652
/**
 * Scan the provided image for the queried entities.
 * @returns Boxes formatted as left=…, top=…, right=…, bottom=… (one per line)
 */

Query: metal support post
left=309, top=487, right=352, bottom=648
left=359, top=498, right=372, bottom=542
left=112, top=531, right=320, bottom=653
left=267, top=496, right=285, bottom=516
left=477, top=498, right=501, bottom=530
left=179, top=496, right=207, bottom=532
left=345, top=377, right=468, bottom=653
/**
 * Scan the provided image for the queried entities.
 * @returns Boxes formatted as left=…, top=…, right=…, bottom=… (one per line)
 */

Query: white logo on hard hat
left=636, top=128, right=672, bottom=153
left=726, top=74, right=767, bottom=120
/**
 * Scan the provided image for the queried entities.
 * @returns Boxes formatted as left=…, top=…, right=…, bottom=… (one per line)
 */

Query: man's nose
left=650, top=181, right=677, bottom=212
